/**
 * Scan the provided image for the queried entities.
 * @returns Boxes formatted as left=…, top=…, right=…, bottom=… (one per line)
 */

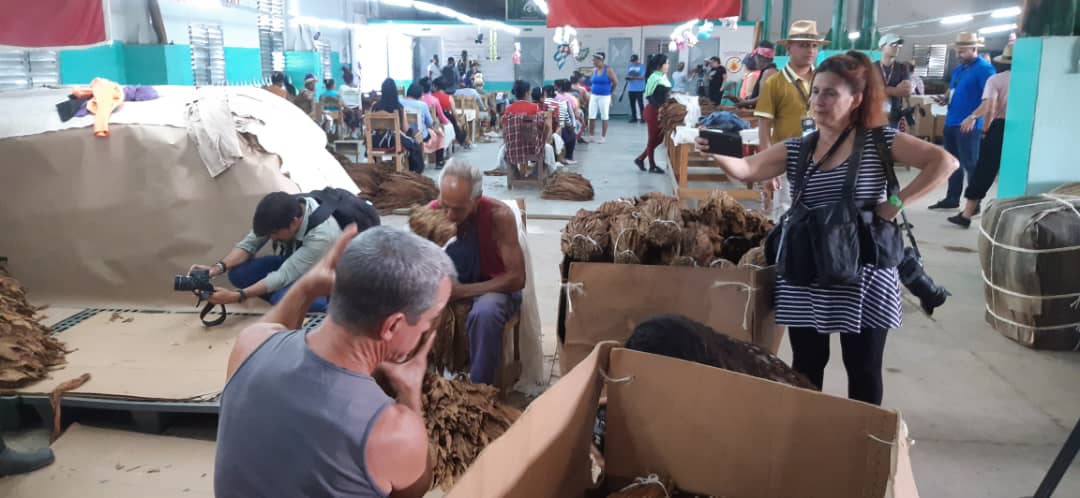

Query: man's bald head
left=438, top=159, right=483, bottom=224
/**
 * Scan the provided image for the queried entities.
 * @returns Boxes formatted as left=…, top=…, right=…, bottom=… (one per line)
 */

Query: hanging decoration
left=667, top=17, right=738, bottom=51
left=488, top=28, right=499, bottom=61
left=552, top=25, right=579, bottom=69
left=512, top=42, right=522, bottom=65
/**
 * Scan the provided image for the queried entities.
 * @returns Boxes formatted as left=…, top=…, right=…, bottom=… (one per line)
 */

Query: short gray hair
left=439, top=159, right=483, bottom=198
left=328, top=226, right=457, bottom=334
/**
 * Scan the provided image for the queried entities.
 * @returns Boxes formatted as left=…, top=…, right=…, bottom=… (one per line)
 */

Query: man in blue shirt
left=626, top=54, right=646, bottom=123
left=930, top=32, right=995, bottom=210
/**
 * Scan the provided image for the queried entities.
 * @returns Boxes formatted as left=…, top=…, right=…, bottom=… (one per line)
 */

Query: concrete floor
left=4, top=121, right=1078, bottom=496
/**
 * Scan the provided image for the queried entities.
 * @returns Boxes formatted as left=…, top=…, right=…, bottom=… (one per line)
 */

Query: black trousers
left=628, top=91, right=644, bottom=121
left=561, top=126, right=576, bottom=160
left=964, top=119, right=1005, bottom=201
left=788, top=327, right=889, bottom=405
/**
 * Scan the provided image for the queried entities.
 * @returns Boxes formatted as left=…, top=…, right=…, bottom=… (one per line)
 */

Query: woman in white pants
left=587, top=52, right=618, bottom=143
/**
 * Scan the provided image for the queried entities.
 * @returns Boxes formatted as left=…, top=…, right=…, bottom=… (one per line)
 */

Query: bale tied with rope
left=541, top=170, right=595, bottom=201
left=561, top=209, right=611, bottom=262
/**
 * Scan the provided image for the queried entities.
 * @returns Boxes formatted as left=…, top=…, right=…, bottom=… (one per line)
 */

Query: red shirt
left=505, top=101, right=541, bottom=115
left=434, top=91, right=453, bottom=113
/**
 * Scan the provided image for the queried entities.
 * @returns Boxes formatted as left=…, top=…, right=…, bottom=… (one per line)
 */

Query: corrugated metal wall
left=0, top=49, right=59, bottom=90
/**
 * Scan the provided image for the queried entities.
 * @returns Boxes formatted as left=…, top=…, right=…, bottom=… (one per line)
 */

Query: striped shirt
left=544, top=98, right=570, bottom=127
left=774, top=127, right=904, bottom=334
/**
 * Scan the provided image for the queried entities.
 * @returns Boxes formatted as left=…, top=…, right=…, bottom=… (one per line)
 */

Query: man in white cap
left=754, top=19, right=829, bottom=218
left=876, top=33, right=913, bottom=129
left=929, top=32, right=995, bottom=210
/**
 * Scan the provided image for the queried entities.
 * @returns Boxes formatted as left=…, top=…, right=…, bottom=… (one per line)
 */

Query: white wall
left=157, top=0, right=261, bottom=48
left=1026, top=37, right=1080, bottom=193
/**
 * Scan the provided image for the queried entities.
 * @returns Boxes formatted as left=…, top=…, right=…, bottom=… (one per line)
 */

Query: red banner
left=0, top=0, right=107, bottom=49
left=546, top=0, right=741, bottom=28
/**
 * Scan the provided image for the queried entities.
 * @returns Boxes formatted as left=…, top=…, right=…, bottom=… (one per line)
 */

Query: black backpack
left=302, top=187, right=381, bottom=234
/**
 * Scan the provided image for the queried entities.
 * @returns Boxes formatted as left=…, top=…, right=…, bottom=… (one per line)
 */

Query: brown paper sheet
left=0, top=125, right=299, bottom=307
left=4, top=311, right=256, bottom=400
left=0, top=424, right=215, bottom=498
left=560, top=262, right=783, bottom=374
left=449, top=343, right=919, bottom=498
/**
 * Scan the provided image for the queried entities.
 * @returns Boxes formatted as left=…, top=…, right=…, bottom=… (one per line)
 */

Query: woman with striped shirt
left=696, top=51, right=958, bottom=405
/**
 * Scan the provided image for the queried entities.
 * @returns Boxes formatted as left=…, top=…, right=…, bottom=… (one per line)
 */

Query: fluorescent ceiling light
left=848, top=31, right=861, bottom=40
left=375, top=0, right=521, bottom=35
left=979, top=23, right=1017, bottom=34
left=941, top=15, right=974, bottom=25
left=991, top=6, right=1022, bottom=18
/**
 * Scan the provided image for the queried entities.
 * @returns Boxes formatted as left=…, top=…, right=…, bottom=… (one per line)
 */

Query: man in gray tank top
left=215, top=225, right=457, bottom=498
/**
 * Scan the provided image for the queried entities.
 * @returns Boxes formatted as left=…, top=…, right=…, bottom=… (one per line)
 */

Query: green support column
left=778, top=0, right=792, bottom=54
left=741, top=0, right=751, bottom=22
left=858, top=0, right=879, bottom=50
left=762, top=0, right=772, bottom=43
left=830, top=0, right=848, bottom=47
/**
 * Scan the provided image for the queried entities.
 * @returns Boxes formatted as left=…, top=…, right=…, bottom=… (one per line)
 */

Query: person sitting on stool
left=429, top=160, right=526, bottom=385
left=188, top=192, right=343, bottom=312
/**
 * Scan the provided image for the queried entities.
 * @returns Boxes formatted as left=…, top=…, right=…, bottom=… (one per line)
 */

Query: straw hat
left=953, top=32, right=985, bottom=48
left=777, top=20, right=831, bottom=46
left=993, top=44, right=1013, bottom=64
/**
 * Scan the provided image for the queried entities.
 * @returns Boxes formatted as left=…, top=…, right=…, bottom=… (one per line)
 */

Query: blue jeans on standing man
left=943, top=126, right=982, bottom=204
left=228, top=256, right=329, bottom=312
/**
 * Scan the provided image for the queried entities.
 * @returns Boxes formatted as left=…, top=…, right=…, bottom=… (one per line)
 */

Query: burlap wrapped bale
left=408, top=206, right=456, bottom=247
left=561, top=210, right=611, bottom=262
left=0, top=268, right=68, bottom=388
left=423, top=373, right=521, bottom=490
left=638, top=195, right=684, bottom=247
left=977, top=194, right=1080, bottom=350
left=541, top=171, right=596, bottom=201
left=609, top=214, right=647, bottom=264
left=371, top=172, right=440, bottom=213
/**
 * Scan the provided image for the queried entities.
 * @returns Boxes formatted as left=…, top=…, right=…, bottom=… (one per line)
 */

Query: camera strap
left=870, top=127, right=921, bottom=257
left=200, top=301, right=227, bottom=327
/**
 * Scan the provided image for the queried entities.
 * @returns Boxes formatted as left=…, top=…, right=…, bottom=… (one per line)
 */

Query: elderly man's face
left=439, top=175, right=478, bottom=225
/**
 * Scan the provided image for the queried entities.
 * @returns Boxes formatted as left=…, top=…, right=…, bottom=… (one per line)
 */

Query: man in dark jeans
left=930, top=32, right=995, bottom=210
left=625, top=54, right=646, bottom=123
left=875, top=34, right=912, bottom=129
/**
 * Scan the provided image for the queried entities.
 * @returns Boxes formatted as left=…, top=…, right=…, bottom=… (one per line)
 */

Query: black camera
left=897, top=246, right=950, bottom=316
left=174, top=269, right=214, bottom=295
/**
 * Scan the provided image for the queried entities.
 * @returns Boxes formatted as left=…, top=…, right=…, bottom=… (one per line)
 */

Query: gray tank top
left=215, top=329, right=393, bottom=498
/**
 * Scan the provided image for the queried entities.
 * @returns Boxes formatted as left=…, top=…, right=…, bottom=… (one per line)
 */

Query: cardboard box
left=557, top=262, right=784, bottom=374
left=933, top=115, right=946, bottom=140
left=907, top=103, right=935, bottom=138
left=449, top=342, right=920, bottom=498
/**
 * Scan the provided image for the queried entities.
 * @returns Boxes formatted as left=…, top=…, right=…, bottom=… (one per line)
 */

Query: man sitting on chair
left=429, top=160, right=526, bottom=385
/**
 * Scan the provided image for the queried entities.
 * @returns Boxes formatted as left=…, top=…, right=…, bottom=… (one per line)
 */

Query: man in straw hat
left=754, top=19, right=829, bottom=218
left=947, top=43, right=1013, bottom=228
left=928, top=32, right=996, bottom=211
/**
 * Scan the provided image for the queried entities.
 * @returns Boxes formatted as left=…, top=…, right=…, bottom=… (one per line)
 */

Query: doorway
left=607, top=37, right=633, bottom=116
left=514, top=37, right=545, bottom=89
left=413, top=36, right=441, bottom=84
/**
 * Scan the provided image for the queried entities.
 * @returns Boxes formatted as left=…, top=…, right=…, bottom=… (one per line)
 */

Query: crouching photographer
left=695, top=51, right=957, bottom=406
left=186, top=188, right=379, bottom=316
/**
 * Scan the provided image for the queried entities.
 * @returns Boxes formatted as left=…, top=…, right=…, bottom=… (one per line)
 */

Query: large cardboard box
left=557, top=262, right=784, bottom=374
left=449, top=342, right=919, bottom=498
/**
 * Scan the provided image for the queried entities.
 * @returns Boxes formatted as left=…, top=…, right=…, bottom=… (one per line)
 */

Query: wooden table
left=667, top=135, right=759, bottom=204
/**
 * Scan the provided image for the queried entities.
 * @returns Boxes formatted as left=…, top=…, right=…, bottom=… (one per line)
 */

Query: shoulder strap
left=791, top=132, right=819, bottom=207
left=303, top=194, right=336, bottom=235
left=844, top=128, right=867, bottom=198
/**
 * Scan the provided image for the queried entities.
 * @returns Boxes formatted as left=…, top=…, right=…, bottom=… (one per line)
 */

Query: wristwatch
left=237, top=289, right=248, bottom=303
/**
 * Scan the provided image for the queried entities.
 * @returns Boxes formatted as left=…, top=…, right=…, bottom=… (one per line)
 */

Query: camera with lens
left=897, top=246, right=950, bottom=316
left=174, top=269, right=214, bottom=298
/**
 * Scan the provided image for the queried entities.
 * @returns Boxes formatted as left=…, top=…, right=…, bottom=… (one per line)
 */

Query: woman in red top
left=505, top=80, right=540, bottom=115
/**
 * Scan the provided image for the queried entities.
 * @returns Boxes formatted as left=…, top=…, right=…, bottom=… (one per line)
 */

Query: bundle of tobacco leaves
left=371, top=172, right=440, bottom=213
left=637, top=195, right=684, bottom=247
left=541, top=170, right=596, bottom=201
left=0, top=267, right=68, bottom=388
left=609, top=213, right=647, bottom=264
left=561, top=209, right=611, bottom=262
left=408, top=206, right=457, bottom=247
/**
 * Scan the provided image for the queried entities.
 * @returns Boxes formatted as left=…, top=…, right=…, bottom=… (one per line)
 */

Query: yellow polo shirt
left=754, top=64, right=814, bottom=143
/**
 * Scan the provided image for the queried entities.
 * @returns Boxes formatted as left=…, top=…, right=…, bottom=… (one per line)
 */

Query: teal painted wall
left=285, top=51, right=322, bottom=92
left=225, top=47, right=263, bottom=85
left=1021, top=36, right=1080, bottom=194
left=59, top=43, right=126, bottom=85
left=123, top=45, right=169, bottom=85
left=163, top=45, right=195, bottom=85
left=998, top=38, right=1042, bottom=198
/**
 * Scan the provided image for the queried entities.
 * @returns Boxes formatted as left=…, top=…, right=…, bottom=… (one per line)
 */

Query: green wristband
left=888, top=194, right=904, bottom=210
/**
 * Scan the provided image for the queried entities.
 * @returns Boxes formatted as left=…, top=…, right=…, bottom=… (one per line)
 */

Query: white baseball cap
left=878, top=33, right=904, bottom=48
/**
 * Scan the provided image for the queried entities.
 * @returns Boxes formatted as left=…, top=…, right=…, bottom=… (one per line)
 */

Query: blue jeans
left=943, top=126, right=982, bottom=203
left=228, top=256, right=329, bottom=312
left=466, top=292, right=522, bottom=385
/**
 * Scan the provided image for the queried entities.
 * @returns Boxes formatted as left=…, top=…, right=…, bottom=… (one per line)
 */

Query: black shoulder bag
left=860, top=127, right=906, bottom=269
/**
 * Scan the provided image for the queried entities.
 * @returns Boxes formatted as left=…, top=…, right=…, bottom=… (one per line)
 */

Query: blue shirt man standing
left=626, top=54, right=647, bottom=123
left=930, top=32, right=995, bottom=210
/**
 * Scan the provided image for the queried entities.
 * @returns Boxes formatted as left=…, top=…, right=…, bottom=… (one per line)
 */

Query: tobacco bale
left=658, top=100, right=688, bottom=136
left=672, top=223, right=717, bottom=267
left=596, top=198, right=638, bottom=218
left=637, top=195, right=684, bottom=247
left=371, top=172, right=440, bottom=213
left=344, top=162, right=391, bottom=199
left=742, top=210, right=775, bottom=242
left=541, top=171, right=596, bottom=201
left=0, top=268, right=68, bottom=388
left=609, top=213, right=647, bottom=264
left=697, top=190, right=747, bottom=237
left=561, top=210, right=611, bottom=262
left=428, top=300, right=474, bottom=375
left=739, top=246, right=768, bottom=267
left=423, top=373, right=521, bottom=490
left=720, top=235, right=757, bottom=264
left=408, top=206, right=456, bottom=247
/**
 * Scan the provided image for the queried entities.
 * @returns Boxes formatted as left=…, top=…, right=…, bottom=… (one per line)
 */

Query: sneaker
left=634, top=158, right=646, bottom=171
left=598, top=136, right=606, bottom=144
left=928, top=199, right=960, bottom=210
left=565, top=159, right=578, bottom=165
left=648, top=165, right=665, bottom=174
left=947, top=213, right=971, bottom=228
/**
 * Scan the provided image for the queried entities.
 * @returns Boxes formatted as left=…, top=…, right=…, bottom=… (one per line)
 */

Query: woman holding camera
left=696, top=51, right=957, bottom=405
